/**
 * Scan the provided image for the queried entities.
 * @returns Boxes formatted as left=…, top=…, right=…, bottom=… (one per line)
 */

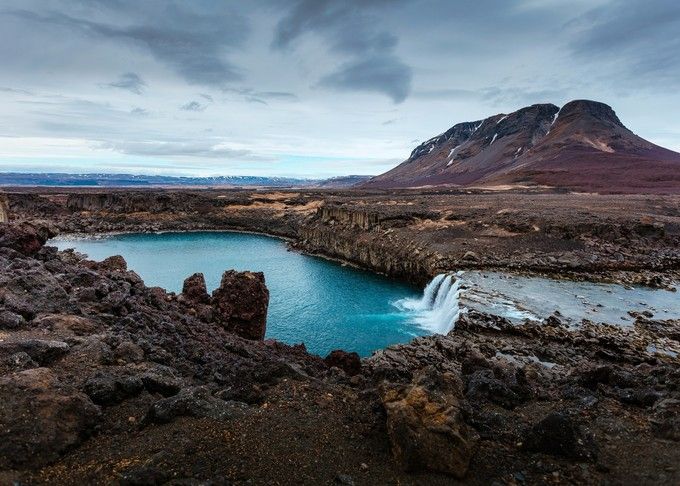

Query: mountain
left=362, top=100, right=680, bottom=193
left=313, top=175, right=373, bottom=188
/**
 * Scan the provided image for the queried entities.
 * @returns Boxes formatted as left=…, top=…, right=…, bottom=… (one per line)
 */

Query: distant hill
left=0, top=173, right=370, bottom=188
left=314, top=175, right=373, bottom=188
left=361, top=100, right=680, bottom=193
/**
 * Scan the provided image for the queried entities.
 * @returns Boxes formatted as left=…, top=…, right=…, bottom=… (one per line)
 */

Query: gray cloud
left=272, top=0, right=412, bottom=103
left=319, top=55, right=411, bottom=103
left=102, top=140, right=253, bottom=159
left=222, top=88, right=298, bottom=105
left=106, top=72, right=146, bottom=94
left=568, top=0, right=680, bottom=88
left=180, top=101, right=207, bottom=112
left=1, top=0, right=679, bottom=176
left=0, top=86, right=34, bottom=95
left=5, top=2, right=248, bottom=88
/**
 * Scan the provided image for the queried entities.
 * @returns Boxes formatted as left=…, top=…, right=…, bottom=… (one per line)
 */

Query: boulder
left=523, top=411, right=598, bottom=461
left=380, top=367, right=477, bottom=478
left=181, top=272, right=210, bottom=304
left=0, top=368, right=100, bottom=468
left=211, top=270, right=269, bottom=340
left=324, top=350, right=362, bottom=376
left=83, top=370, right=144, bottom=406
left=33, top=313, right=99, bottom=335
left=99, top=255, right=128, bottom=272
left=0, top=310, right=24, bottom=329
left=144, top=386, right=249, bottom=424
left=0, top=339, right=69, bottom=366
left=0, top=222, right=52, bottom=255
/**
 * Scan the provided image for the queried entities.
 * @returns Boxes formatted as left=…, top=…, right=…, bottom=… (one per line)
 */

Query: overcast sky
left=1, top=0, right=679, bottom=177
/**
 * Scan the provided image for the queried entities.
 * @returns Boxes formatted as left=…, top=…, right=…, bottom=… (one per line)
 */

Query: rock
left=140, top=366, right=182, bottom=397
left=211, top=270, right=269, bottom=340
left=99, top=255, right=128, bottom=272
left=462, top=251, right=480, bottom=262
left=0, top=310, right=24, bottom=329
left=181, top=272, right=210, bottom=304
left=0, top=339, right=70, bottom=366
left=0, top=368, right=100, bottom=468
left=0, top=222, right=52, bottom=255
left=380, top=367, right=477, bottom=478
left=650, top=398, right=680, bottom=441
left=83, top=371, right=145, bottom=406
left=113, top=341, right=145, bottom=364
left=324, top=350, right=362, bottom=376
left=2, top=351, right=38, bottom=371
left=34, top=314, right=99, bottom=335
left=144, top=386, right=250, bottom=424
left=465, top=368, right=528, bottom=409
left=523, top=411, right=598, bottom=461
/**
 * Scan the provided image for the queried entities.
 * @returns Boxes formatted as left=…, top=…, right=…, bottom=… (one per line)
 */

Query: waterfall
left=395, top=273, right=464, bottom=334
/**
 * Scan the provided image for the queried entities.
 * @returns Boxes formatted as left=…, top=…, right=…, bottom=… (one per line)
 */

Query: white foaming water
left=395, top=273, right=464, bottom=334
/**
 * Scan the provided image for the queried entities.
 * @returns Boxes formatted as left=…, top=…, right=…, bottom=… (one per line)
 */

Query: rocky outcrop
left=381, top=367, right=477, bottom=478
left=0, top=222, right=53, bottom=255
left=324, top=350, right=362, bottom=376
left=212, top=270, right=269, bottom=340
left=0, top=222, right=678, bottom=484
left=181, top=272, right=210, bottom=304
left=0, top=368, right=100, bottom=468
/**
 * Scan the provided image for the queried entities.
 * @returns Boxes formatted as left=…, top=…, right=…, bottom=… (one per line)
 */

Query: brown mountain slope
left=362, top=100, right=680, bottom=193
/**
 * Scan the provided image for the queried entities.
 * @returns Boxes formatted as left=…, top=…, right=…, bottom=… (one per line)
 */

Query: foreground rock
left=381, top=367, right=477, bottom=477
left=212, top=270, right=269, bottom=340
left=0, top=368, right=100, bottom=468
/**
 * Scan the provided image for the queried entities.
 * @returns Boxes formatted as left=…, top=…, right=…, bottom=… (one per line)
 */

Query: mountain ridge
left=362, top=100, right=680, bottom=193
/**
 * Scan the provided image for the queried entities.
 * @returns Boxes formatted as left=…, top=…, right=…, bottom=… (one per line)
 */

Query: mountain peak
left=556, top=99, right=624, bottom=129
left=362, top=99, right=680, bottom=193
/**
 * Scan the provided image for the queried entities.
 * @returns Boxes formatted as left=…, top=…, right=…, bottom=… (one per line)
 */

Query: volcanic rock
left=0, top=222, right=52, bottom=255
left=324, top=349, right=362, bottom=376
left=211, top=270, right=269, bottom=340
left=523, top=411, right=598, bottom=461
left=0, top=368, right=100, bottom=468
left=144, top=386, right=249, bottom=424
left=380, top=367, right=478, bottom=477
left=181, top=272, right=210, bottom=304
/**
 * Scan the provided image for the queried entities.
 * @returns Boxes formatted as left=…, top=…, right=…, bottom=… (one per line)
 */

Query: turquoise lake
left=51, top=232, right=424, bottom=357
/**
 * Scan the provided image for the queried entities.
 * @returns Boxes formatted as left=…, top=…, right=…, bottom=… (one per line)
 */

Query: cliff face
left=5, top=189, right=680, bottom=288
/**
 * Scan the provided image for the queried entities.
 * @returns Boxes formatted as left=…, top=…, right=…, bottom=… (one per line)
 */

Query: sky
left=1, top=0, right=679, bottom=178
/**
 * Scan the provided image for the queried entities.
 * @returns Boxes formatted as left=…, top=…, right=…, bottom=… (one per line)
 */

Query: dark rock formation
left=380, top=367, right=478, bottom=477
left=144, top=386, right=250, bottom=424
left=211, top=270, right=269, bottom=340
left=0, top=222, right=53, bottom=255
left=523, top=411, right=598, bottom=462
left=0, top=368, right=100, bottom=468
left=182, top=272, right=210, bottom=304
left=324, top=350, right=362, bottom=376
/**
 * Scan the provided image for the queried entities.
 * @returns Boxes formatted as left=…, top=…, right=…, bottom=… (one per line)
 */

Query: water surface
left=52, top=232, right=422, bottom=357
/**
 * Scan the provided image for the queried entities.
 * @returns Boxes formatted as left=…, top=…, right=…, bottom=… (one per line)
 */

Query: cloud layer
left=0, top=0, right=679, bottom=176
